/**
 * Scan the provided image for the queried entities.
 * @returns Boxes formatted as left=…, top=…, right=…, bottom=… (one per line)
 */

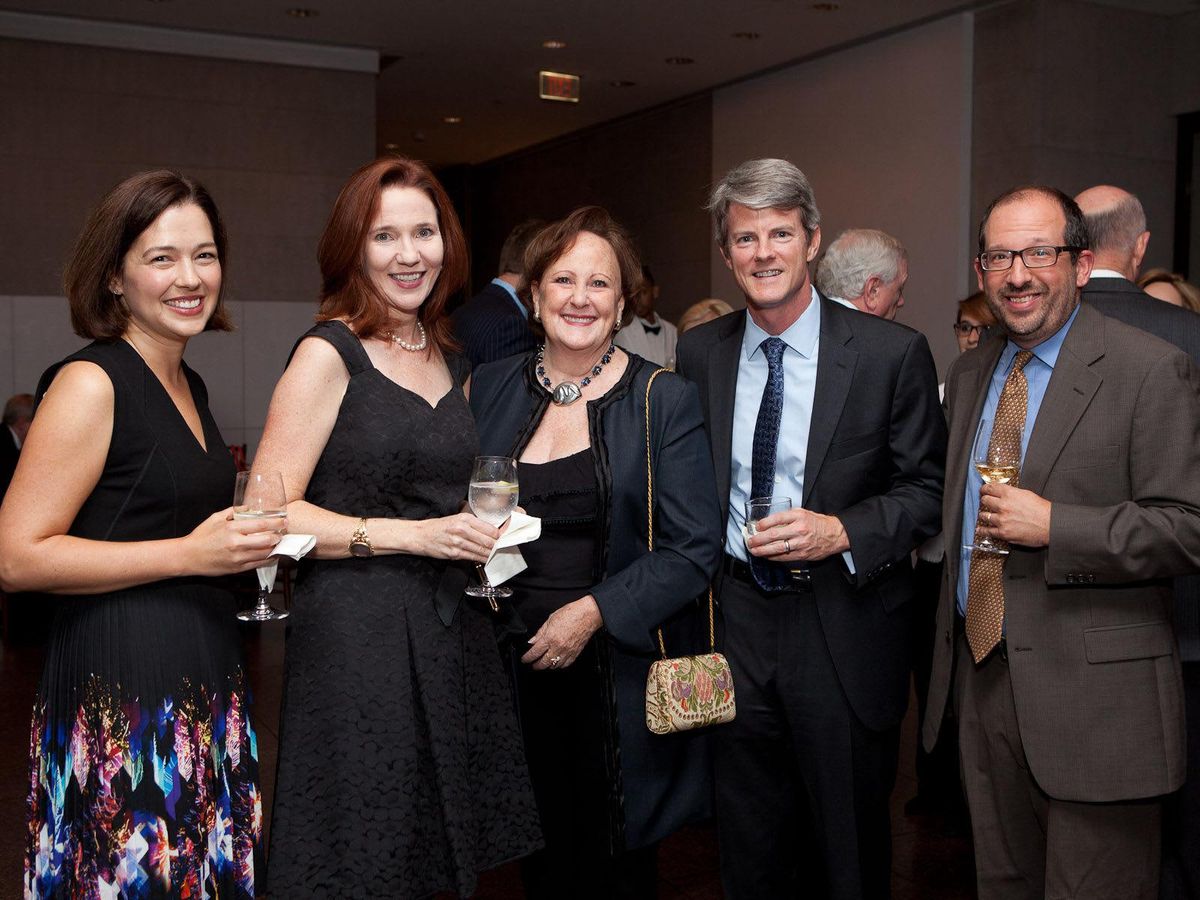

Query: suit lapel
left=708, top=313, right=746, bottom=512
left=803, top=297, right=856, bottom=506
left=1021, top=304, right=1105, bottom=496
left=944, top=337, right=1004, bottom=588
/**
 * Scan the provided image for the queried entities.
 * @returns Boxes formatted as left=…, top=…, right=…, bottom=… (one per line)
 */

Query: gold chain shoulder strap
left=644, top=368, right=716, bottom=659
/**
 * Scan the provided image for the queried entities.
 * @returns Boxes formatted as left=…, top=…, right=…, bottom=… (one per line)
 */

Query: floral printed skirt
left=23, top=581, right=263, bottom=900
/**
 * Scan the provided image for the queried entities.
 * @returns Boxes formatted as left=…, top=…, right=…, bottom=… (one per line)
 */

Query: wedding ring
left=784, top=539, right=792, bottom=553
left=549, top=656, right=561, bottom=668
left=985, top=510, right=992, bottom=525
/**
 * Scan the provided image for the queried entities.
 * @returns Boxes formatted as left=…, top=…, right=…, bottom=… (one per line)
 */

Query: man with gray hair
left=816, top=228, right=909, bottom=320
left=676, top=158, right=945, bottom=899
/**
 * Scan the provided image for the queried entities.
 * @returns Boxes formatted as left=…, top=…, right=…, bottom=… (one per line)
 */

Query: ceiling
left=3, top=0, right=1198, bottom=166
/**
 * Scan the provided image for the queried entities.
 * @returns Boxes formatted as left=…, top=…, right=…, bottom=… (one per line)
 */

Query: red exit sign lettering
left=539, top=70, right=581, bottom=103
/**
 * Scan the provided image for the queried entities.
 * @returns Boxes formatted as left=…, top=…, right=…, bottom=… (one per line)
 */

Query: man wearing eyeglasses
left=922, top=185, right=1200, bottom=899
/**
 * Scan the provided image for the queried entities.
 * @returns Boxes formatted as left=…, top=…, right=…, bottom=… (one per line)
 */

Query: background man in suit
left=676, top=158, right=945, bottom=899
left=923, top=186, right=1200, bottom=899
left=1075, top=183, right=1200, bottom=900
left=0, top=393, right=33, bottom=501
left=451, top=218, right=543, bottom=366
left=1074, top=184, right=1200, bottom=354
left=815, top=227, right=909, bottom=320
left=613, top=265, right=677, bottom=367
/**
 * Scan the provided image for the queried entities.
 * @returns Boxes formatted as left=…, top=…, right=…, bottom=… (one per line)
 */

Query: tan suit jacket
left=923, top=303, right=1200, bottom=801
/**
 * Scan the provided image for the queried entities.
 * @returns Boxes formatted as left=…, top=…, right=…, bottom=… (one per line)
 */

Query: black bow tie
left=643, top=322, right=661, bottom=335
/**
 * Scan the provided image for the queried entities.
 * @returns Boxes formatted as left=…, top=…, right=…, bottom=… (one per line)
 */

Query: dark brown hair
left=63, top=170, right=233, bottom=340
left=520, top=206, right=643, bottom=332
left=316, top=156, right=466, bottom=352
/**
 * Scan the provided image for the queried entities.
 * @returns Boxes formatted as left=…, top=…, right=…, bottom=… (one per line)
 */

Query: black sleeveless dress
left=24, top=340, right=262, bottom=899
left=267, top=322, right=541, bottom=897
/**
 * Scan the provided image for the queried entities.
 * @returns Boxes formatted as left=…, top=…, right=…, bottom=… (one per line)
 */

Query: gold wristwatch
left=348, top=517, right=373, bottom=558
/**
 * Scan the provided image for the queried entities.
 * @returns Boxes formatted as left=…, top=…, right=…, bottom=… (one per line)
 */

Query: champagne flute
left=964, top=417, right=1018, bottom=556
left=233, top=470, right=290, bottom=621
left=465, top=456, right=518, bottom=610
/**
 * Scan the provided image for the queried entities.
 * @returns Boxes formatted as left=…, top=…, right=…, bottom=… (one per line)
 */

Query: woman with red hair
left=257, top=157, right=540, bottom=895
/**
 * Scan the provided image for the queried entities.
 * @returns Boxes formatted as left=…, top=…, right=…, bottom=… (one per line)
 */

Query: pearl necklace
left=384, top=320, right=427, bottom=352
left=537, top=343, right=615, bottom=406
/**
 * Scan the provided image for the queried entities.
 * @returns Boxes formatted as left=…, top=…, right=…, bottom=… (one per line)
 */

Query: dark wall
left=462, top=95, right=713, bottom=322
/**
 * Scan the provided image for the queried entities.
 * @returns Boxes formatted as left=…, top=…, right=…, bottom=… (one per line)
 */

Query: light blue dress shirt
left=491, top=277, right=527, bottom=318
left=726, top=288, right=821, bottom=561
left=956, top=304, right=1081, bottom=617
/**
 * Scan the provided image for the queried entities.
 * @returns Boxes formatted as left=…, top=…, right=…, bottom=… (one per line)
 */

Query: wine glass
left=745, top=496, right=792, bottom=537
left=233, top=470, right=290, bottom=621
left=465, top=456, right=518, bottom=610
left=964, top=417, right=1019, bottom=556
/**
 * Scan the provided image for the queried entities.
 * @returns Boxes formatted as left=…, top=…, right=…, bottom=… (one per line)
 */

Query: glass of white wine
left=465, top=456, right=518, bottom=609
left=965, top=417, right=1019, bottom=556
left=233, top=470, right=290, bottom=621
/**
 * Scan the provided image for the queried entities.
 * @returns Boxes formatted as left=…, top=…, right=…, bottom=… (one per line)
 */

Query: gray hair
left=707, top=158, right=821, bottom=248
left=1082, top=193, right=1146, bottom=256
left=815, top=229, right=907, bottom=300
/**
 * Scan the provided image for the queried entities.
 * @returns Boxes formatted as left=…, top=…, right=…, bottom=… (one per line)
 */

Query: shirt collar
left=742, top=285, right=822, bottom=362
left=999, top=302, right=1081, bottom=372
left=491, top=277, right=526, bottom=318
left=1088, top=268, right=1125, bottom=281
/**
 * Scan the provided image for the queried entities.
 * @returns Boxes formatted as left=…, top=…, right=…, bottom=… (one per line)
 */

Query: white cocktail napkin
left=484, top=513, right=541, bottom=585
left=257, top=533, right=317, bottom=592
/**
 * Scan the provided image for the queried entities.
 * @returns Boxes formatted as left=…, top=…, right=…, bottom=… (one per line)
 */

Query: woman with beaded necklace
left=469, top=207, right=722, bottom=898
left=255, top=156, right=540, bottom=896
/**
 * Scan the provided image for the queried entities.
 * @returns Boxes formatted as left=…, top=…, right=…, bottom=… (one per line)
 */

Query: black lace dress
left=268, top=321, right=541, bottom=897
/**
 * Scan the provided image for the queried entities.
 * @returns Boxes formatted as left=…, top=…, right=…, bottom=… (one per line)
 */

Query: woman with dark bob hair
left=0, top=170, right=278, bottom=898
left=469, top=206, right=723, bottom=897
left=257, top=156, right=541, bottom=896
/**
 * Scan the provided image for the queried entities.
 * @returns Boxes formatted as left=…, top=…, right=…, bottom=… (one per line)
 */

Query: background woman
left=257, top=156, right=540, bottom=896
left=0, top=171, right=277, bottom=898
left=677, top=298, right=734, bottom=335
left=470, top=207, right=723, bottom=898
left=1139, top=268, right=1200, bottom=312
left=952, top=290, right=999, bottom=355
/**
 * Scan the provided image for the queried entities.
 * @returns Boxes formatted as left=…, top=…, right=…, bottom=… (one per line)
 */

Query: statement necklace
left=384, top=320, right=427, bottom=352
left=537, top=343, right=616, bottom=406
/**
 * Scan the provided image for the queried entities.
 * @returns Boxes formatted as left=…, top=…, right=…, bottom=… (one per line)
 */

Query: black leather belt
left=721, top=554, right=812, bottom=593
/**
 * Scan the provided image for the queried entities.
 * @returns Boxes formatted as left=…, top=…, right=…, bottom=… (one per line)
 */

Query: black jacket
left=469, top=351, right=723, bottom=851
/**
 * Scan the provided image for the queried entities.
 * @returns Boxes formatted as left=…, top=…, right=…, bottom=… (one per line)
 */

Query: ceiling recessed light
left=609, top=80, right=637, bottom=88
left=542, top=39, right=567, bottom=49
left=443, top=116, right=462, bottom=124
left=664, top=56, right=695, bottom=65
left=811, top=2, right=839, bottom=10
left=384, top=142, right=400, bottom=150
left=732, top=31, right=761, bottom=40
left=286, top=7, right=319, bottom=17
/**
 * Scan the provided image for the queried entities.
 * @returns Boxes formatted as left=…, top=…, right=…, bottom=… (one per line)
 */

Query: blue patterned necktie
left=749, top=337, right=789, bottom=591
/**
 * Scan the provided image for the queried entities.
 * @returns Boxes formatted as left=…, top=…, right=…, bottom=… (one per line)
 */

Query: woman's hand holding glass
left=182, top=505, right=284, bottom=576
left=415, top=513, right=500, bottom=563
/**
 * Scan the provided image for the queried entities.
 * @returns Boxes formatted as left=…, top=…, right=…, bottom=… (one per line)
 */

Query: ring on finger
left=783, top=538, right=792, bottom=553
left=985, top=510, right=992, bottom=525
left=549, top=655, right=561, bottom=668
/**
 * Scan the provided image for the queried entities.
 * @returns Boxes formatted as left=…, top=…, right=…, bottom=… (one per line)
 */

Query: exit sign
left=539, top=70, right=581, bottom=103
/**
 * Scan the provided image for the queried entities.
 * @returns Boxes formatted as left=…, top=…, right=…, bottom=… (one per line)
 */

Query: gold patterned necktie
left=966, top=349, right=1034, bottom=663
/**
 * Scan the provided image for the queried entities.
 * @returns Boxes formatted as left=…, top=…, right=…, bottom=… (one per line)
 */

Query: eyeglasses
left=978, top=245, right=1080, bottom=271
left=953, top=322, right=988, bottom=337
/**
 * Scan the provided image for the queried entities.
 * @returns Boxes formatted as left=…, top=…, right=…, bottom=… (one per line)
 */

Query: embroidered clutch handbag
left=641, top=368, right=736, bottom=735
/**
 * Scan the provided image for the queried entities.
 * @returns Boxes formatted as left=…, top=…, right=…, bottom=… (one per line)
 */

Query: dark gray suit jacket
left=676, top=296, right=946, bottom=731
left=450, top=282, right=537, bottom=368
left=923, top=303, right=1200, bottom=801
